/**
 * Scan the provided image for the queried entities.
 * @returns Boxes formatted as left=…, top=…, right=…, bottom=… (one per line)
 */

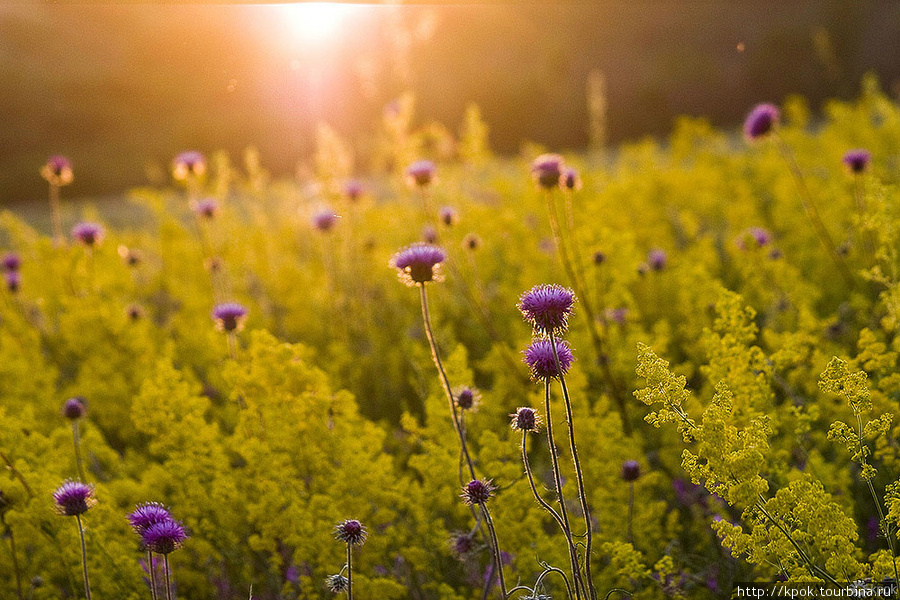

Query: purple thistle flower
left=126, top=304, right=145, bottom=321
left=172, top=151, right=206, bottom=180
left=390, top=243, right=446, bottom=286
left=326, top=574, right=349, bottom=593
left=531, top=154, right=565, bottom=189
left=562, top=167, right=582, bottom=191
left=518, top=284, right=576, bottom=336
left=312, top=209, right=338, bottom=232
left=450, top=532, right=476, bottom=559
left=406, top=160, right=436, bottom=187
left=285, top=565, right=300, bottom=584
left=745, top=226, right=772, bottom=248
left=592, top=251, right=606, bottom=265
left=843, top=149, right=871, bottom=174
left=2, top=253, right=21, bottom=272
left=129, top=502, right=171, bottom=534
left=41, top=155, right=74, bottom=185
left=62, top=397, right=86, bottom=420
left=463, top=233, right=481, bottom=251
left=71, top=222, right=105, bottom=247
left=142, top=519, right=188, bottom=554
left=343, top=179, right=365, bottom=202
left=743, top=103, right=779, bottom=140
left=5, top=271, right=20, bottom=294
left=510, top=407, right=539, bottom=432
left=53, top=480, right=95, bottom=516
left=439, top=206, right=458, bottom=227
left=454, top=386, right=480, bottom=411
left=211, top=302, right=248, bottom=332
left=461, top=479, right=495, bottom=506
left=604, top=307, right=629, bottom=326
left=621, top=460, right=641, bottom=482
left=422, top=225, right=437, bottom=244
left=647, top=248, right=667, bottom=271
left=192, top=198, right=219, bottom=219
left=523, top=339, right=574, bottom=380
left=334, top=519, right=367, bottom=546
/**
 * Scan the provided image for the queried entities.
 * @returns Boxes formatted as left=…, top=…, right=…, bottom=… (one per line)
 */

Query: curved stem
left=480, top=504, right=507, bottom=599
left=72, top=421, right=86, bottom=482
left=76, top=514, right=92, bottom=600
left=347, top=542, right=353, bottom=600
left=418, top=284, right=477, bottom=480
left=550, top=331, right=597, bottom=600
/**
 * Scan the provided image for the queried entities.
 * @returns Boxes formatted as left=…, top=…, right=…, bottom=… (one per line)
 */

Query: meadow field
left=4, top=77, right=900, bottom=600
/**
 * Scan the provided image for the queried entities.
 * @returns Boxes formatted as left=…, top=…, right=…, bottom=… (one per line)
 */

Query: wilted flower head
left=53, top=480, right=95, bottom=516
left=41, top=155, right=74, bottom=186
left=62, top=397, right=86, bottom=420
left=2, top=253, right=21, bottom=272
left=449, top=532, right=476, bottom=559
left=141, top=519, right=188, bottom=554
left=211, top=302, right=248, bottom=332
left=621, top=460, right=641, bottom=482
left=128, top=502, right=171, bottom=534
left=192, top=198, right=219, bottom=219
left=343, top=179, right=365, bottom=202
left=562, top=167, right=582, bottom=191
left=326, top=574, right=349, bottom=593
left=390, top=243, right=446, bottom=285
left=531, top=154, right=565, bottom=189
left=454, top=386, right=480, bottom=411
left=406, top=159, right=436, bottom=187
left=524, top=339, right=574, bottom=380
left=510, top=407, right=540, bottom=432
left=422, top=225, right=437, bottom=244
left=5, top=271, right=20, bottom=294
left=463, top=233, right=481, bottom=251
left=439, top=206, right=458, bottom=226
left=71, top=222, right=105, bottom=247
left=334, top=519, right=367, bottom=546
left=461, top=479, right=495, bottom=505
left=647, top=248, right=667, bottom=271
left=312, top=209, right=338, bottom=232
left=743, top=103, right=779, bottom=140
left=843, top=149, right=871, bottom=174
left=172, top=151, right=206, bottom=180
left=519, top=284, right=576, bottom=336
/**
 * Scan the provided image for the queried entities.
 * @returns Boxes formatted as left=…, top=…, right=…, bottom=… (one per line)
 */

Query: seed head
left=141, top=518, right=188, bottom=554
left=211, top=302, right=248, bottom=332
left=454, top=386, right=480, bottom=411
left=390, top=243, right=446, bottom=286
left=843, top=149, right=871, bottom=174
left=62, top=397, right=86, bottom=420
left=53, top=480, right=95, bottom=516
left=326, top=574, right=349, bottom=593
left=511, top=407, right=540, bottom=432
left=172, top=151, right=206, bottom=180
left=518, top=284, right=576, bottom=336
left=406, top=160, right=436, bottom=187
left=41, top=155, right=74, bottom=186
left=334, top=519, right=367, bottom=546
left=71, top=222, right=105, bottom=247
left=461, top=479, right=495, bottom=505
left=531, top=154, right=565, bottom=189
left=743, top=103, right=779, bottom=140
left=523, top=339, right=574, bottom=380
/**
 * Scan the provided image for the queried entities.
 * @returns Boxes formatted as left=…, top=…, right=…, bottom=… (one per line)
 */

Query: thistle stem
left=347, top=542, right=353, bottom=600
left=550, top=331, right=597, bottom=600
left=72, top=421, right=86, bottom=482
left=5, top=523, right=23, bottom=600
left=49, top=183, right=64, bottom=246
left=75, top=514, right=92, bottom=600
left=164, top=553, right=172, bottom=600
left=627, top=481, right=634, bottom=544
left=148, top=550, right=158, bottom=600
left=479, top=503, right=507, bottom=599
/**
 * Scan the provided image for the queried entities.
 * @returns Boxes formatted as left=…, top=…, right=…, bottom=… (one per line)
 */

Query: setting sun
left=277, top=2, right=359, bottom=45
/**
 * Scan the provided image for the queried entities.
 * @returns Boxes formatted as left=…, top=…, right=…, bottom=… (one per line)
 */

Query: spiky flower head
left=463, top=233, right=481, bottom=251
left=41, top=155, right=74, bottom=186
left=531, top=154, right=565, bottom=189
left=334, top=519, right=367, bottom=546
left=439, top=206, right=458, bottom=227
left=743, top=103, right=779, bottom=140
left=406, top=159, right=436, bottom=187
left=71, top=222, right=105, bottom=247
left=524, top=339, right=574, bottom=380
left=5, top=271, right=20, bottom=294
left=843, top=149, right=871, bottom=174
left=62, top=397, right=86, bottom=420
left=128, top=502, right=171, bottom=534
left=312, top=209, right=338, bottom=232
left=449, top=532, right=476, bottom=559
left=563, top=167, right=582, bottom=191
left=172, top=151, right=206, bottom=180
left=192, top=198, right=219, bottom=219
left=461, top=479, right=495, bottom=505
left=53, top=480, right=95, bottom=516
left=621, top=460, right=641, bottom=481
left=142, top=518, right=187, bottom=554
left=518, top=284, right=576, bottom=336
left=211, top=302, right=248, bottom=332
left=326, top=574, right=349, bottom=593
left=647, top=248, right=667, bottom=271
left=2, top=253, right=21, bottom=272
left=343, top=179, right=365, bottom=202
left=510, top=407, right=540, bottom=432
left=454, top=386, right=480, bottom=411
left=390, top=243, right=446, bottom=286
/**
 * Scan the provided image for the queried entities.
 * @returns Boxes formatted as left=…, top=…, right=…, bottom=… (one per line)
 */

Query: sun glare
left=279, top=2, right=358, bottom=45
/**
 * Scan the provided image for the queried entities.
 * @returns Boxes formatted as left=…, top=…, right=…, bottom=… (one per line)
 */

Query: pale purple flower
left=439, top=206, right=458, bottom=227
left=406, top=160, right=436, bottom=187
left=343, top=179, right=365, bottom=202
left=843, top=149, right=871, bottom=174
left=192, top=198, right=219, bottom=219
left=647, top=248, right=667, bottom=271
left=312, top=209, right=338, bottom=232
left=518, top=284, right=576, bottom=335
left=2, top=253, right=21, bottom=272
left=62, top=397, right=86, bottom=420
left=53, top=480, right=95, bottom=516
left=71, top=222, right=104, bottom=247
left=390, top=243, right=446, bottom=285
left=743, top=103, right=779, bottom=140
left=172, top=151, right=206, bottom=180
left=524, top=339, right=574, bottom=380
left=531, top=154, right=565, bottom=189
left=562, top=167, right=581, bottom=191
left=41, top=155, right=74, bottom=185
left=211, top=302, right=248, bottom=332
left=422, top=225, right=437, bottom=244
left=5, top=271, right=20, bottom=293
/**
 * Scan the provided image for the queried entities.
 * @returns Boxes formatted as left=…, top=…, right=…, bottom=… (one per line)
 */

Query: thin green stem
left=72, top=421, right=86, bottom=482
left=75, top=514, right=92, bottom=600
left=550, top=331, right=597, bottom=600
